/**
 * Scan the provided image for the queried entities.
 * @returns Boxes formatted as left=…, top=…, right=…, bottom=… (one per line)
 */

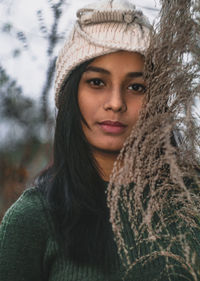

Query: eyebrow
left=84, top=66, right=143, bottom=78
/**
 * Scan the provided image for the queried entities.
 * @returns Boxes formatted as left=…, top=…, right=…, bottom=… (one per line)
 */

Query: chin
left=92, top=143, right=123, bottom=154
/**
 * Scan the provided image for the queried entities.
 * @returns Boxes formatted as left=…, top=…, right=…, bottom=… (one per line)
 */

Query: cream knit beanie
left=55, top=0, right=152, bottom=107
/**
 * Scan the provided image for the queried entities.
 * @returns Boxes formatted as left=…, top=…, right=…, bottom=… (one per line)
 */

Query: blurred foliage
left=0, top=65, right=53, bottom=221
left=12, top=49, right=21, bottom=58
left=2, top=23, right=13, bottom=33
left=0, top=0, right=68, bottom=220
left=40, top=0, right=67, bottom=121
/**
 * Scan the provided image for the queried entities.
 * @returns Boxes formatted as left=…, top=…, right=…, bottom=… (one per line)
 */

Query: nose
left=103, top=87, right=127, bottom=113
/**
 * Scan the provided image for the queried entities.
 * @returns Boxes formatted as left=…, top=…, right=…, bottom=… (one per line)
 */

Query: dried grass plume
left=107, top=0, right=200, bottom=279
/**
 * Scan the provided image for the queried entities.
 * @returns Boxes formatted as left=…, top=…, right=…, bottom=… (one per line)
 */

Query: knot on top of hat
left=77, top=8, right=149, bottom=27
left=76, top=0, right=151, bottom=29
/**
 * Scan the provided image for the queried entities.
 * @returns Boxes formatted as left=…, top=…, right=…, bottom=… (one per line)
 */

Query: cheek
left=78, top=91, right=98, bottom=125
left=128, top=97, right=145, bottom=120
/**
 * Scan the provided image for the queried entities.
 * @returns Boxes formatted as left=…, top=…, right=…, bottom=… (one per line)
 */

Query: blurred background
left=0, top=0, right=160, bottom=220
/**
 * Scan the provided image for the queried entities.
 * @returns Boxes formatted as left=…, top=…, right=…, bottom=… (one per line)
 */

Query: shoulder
left=0, top=186, right=53, bottom=243
left=0, top=188, right=55, bottom=280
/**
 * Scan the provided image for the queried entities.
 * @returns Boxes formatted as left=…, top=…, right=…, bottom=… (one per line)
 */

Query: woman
left=0, top=0, right=199, bottom=280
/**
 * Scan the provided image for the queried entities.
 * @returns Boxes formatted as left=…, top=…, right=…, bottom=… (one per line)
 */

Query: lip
left=98, top=120, right=127, bottom=134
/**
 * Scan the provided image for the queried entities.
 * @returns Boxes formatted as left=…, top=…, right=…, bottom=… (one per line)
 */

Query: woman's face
left=78, top=51, right=146, bottom=153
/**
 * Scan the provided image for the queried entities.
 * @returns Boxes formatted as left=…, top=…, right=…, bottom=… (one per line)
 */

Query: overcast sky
left=0, top=0, right=160, bottom=106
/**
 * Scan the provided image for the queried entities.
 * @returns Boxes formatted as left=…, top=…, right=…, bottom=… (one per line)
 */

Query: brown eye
left=128, top=83, right=146, bottom=93
left=87, top=78, right=105, bottom=87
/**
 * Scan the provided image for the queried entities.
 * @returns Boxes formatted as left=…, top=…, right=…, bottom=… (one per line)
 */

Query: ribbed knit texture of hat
left=55, top=0, right=152, bottom=107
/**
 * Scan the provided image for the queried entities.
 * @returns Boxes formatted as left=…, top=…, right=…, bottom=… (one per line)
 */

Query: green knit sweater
left=0, top=187, right=124, bottom=281
left=1, top=186, right=200, bottom=281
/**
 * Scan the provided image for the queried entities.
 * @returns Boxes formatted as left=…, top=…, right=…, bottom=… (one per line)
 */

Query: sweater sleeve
left=0, top=187, right=50, bottom=281
left=119, top=198, right=200, bottom=281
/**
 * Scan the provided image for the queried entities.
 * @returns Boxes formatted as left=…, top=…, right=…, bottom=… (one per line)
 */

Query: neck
left=92, top=149, right=119, bottom=181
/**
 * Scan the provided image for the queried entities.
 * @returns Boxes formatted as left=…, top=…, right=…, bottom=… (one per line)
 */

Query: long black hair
left=37, top=60, right=119, bottom=269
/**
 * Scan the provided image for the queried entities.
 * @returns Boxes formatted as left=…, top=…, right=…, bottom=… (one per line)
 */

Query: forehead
left=87, top=51, right=145, bottom=73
